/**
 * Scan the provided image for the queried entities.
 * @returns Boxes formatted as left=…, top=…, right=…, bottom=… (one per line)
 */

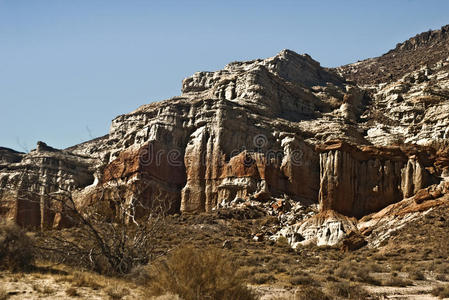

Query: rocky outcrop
left=339, top=25, right=449, bottom=85
left=0, top=142, right=94, bottom=229
left=1, top=25, right=449, bottom=248
left=358, top=181, right=449, bottom=247
left=277, top=210, right=358, bottom=247
left=317, top=141, right=439, bottom=217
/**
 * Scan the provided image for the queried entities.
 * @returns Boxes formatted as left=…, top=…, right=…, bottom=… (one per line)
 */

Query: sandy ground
left=1, top=273, right=446, bottom=300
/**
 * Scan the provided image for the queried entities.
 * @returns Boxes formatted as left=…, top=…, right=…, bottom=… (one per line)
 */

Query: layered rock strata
left=1, top=26, right=449, bottom=247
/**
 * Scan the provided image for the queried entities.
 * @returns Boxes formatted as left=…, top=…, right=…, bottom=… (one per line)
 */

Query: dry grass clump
left=147, top=246, right=255, bottom=300
left=432, top=285, right=449, bottom=298
left=70, top=271, right=104, bottom=290
left=65, top=287, right=80, bottom=297
left=289, top=273, right=316, bottom=286
left=0, top=286, right=9, bottom=300
left=105, top=285, right=130, bottom=300
left=32, top=283, right=55, bottom=295
left=383, top=276, right=413, bottom=287
left=0, top=223, right=34, bottom=272
left=331, top=259, right=382, bottom=286
left=125, top=264, right=152, bottom=285
left=325, top=281, right=371, bottom=300
left=275, top=236, right=290, bottom=249
left=296, top=286, right=331, bottom=300
left=149, top=294, right=183, bottom=300
left=408, top=270, right=426, bottom=280
left=250, top=273, right=275, bottom=284
left=436, top=274, right=449, bottom=282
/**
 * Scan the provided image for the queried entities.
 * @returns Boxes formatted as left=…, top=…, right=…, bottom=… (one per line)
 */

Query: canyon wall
left=1, top=26, right=449, bottom=232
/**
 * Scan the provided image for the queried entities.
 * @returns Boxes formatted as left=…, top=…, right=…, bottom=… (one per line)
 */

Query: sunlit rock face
left=0, top=143, right=94, bottom=229
left=1, top=25, right=449, bottom=248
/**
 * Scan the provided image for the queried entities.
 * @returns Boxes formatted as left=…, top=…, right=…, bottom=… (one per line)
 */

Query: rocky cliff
left=1, top=26, right=448, bottom=246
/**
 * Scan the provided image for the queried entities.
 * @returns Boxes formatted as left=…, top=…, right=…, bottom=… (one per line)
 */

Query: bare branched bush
left=0, top=223, right=34, bottom=272
left=2, top=161, right=173, bottom=275
left=33, top=181, right=170, bottom=275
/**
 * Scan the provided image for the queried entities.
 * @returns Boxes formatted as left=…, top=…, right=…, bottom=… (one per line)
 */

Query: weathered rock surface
left=317, top=141, right=440, bottom=217
left=1, top=26, right=449, bottom=248
left=0, top=142, right=94, bottom=229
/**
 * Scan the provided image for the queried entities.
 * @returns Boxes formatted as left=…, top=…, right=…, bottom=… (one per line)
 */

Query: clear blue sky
left=1, top=0, right=448, bottom=152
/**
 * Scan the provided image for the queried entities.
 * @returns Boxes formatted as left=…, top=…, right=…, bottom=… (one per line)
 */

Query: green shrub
left=0, top=223, right=34, bottom=272
left=147, top=246, right=255, bottom=300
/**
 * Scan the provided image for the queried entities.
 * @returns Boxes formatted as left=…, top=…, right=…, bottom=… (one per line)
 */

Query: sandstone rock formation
left=1, top=26, right=449, bottom=247
left=0, top=143, right=94, bottom=229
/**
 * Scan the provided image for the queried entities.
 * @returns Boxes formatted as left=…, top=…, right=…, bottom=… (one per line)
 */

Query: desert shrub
left=0, top=223, right=34, bottom=272
left=289, top=274, right=316, bottom=286
left=236, top=266, right=258, bottom=278
left=296, top=286, right=330, bottom=300
left=251, top=273, right=275, bottom=284
left=355, top=269, right=381, bottom=285
left=391, top=263, right=403, bottom=271
left=276, top=236, right=290, bottom=248
left=366, top=262, right=385, bottom=273
left=149, top=294, right=183, bottom=300
left=409, top=270, right=426, bottom=280
left=436, top=263, right=449, bottom=274
left=70, top=271, right=104, bottom=290
left=436, top=274, right=449, bottom=281
left=383, top=276, right=413, bottom=287
left=105, top=285, right=130, bottom=300
left=334, top=263, right=355, bottom=280
left=147, top=246, right=255, bottom=300
left=32, top=284, right=55, bottom=295
left=0, top=286, right=9, bottom=300
left=325, top=282, right=370, bottom=299
left=432, top=285, right=449, bottom=298
left=126, top=264, right=151, bottom=285
left=65, top=287, right=79, bottom=297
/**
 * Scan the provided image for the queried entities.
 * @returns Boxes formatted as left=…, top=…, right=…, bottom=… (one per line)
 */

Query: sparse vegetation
left=296, top=286, right=330, bottom=300
left=409, top=270, right=426, bottom=280
left=289, top=273, right=315, bottom=286
left=32, top=283, right=55, bottom=295
left=0, top=286, right=9, bottom=300
left=0, top=199, right=446, bottom=299
left=383, top=276, right=413, bottom=287
left=70, top=271, right=104, bottom=290
left=0, top=223, right=34, bottom=272
left=432, top=285, right=449, bottom=298
left=105, top=285, right=130, bottom=300
left=325, top=281, right=370, bottom=300
left=147, top=246, right=255, bottom=300
left=65, top=287, right=80, bottom=297
left=251, top=273, right=275, bottom=284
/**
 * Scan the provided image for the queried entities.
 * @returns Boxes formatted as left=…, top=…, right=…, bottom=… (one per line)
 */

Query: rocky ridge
left=1, top=26, right=449, bottom=248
